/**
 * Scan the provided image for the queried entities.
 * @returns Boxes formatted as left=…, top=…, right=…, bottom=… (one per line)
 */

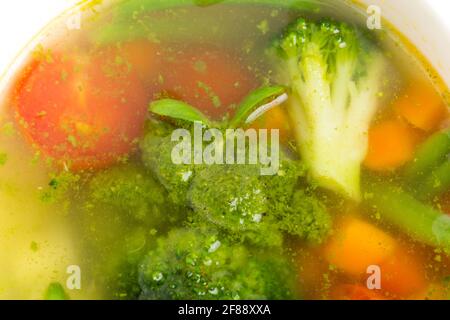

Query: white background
left=0, top=0, right=449, bottom=77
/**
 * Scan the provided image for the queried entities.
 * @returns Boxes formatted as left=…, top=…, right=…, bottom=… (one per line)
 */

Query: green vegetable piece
left=365, top=180, right=450, bottom=253
left=187, top=163, right=289, bottom=247
left=87, top=164, right=167, bottom=223
left=278, top=190, right=332, bottom=244
left=149, top=99, right=211, bottom=127
left=261, top=157, right=331, bottom=244
left=139, top=228, right=294, bottom=300
left=194, top=0, right=224, bottom=6
left=44, top=282, right=69, bottom=300
left=81, top=163, right=173, bottom=300
left=261, top=157, right=305, bottom=215
left=405, top=129, right=450, bottom=182
left=276, top=18, right=386, bottom=201
left=141, top=130, right=196, bottom=206
left=418, top=161, right=450, bottom=200
left=116, top=0, right=318, bottom=21
left=95, top=0, right=318, bottom=46
left=229, top=86, right=286, bottom=128
left=188, top=165, right=266, bottom=230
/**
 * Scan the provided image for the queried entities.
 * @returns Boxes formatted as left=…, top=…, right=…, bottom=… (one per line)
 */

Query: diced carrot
left=379, top=246, right=427, bottom=297
left=324, top=217, right=427, bottom=298
left=331, top=284, right=386, bottom=300
left=364, top=119, right=419, bottom=171
left=394, top=80, right=448, bottom=131
left=249, top=105, right=291, bottom=142
left=323, top=217, right=397, bottom=275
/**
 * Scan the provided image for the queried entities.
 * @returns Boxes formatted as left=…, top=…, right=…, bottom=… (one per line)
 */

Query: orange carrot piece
left=394, top=81, right=448, bottom=131
left=323, top=217, right=397, bottom=275
left=364, top=119, right=419, bottom=171
left=249, top=105, right=291, bottom=142
left=378, top=246, right=427, bottom=297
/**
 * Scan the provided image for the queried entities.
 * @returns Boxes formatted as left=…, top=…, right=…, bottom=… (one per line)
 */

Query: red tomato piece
left=14, top=47, right=149, bottom=170
left=158, top=45, right=257, bottom=120
left=120, top=39, right=163, bottom=86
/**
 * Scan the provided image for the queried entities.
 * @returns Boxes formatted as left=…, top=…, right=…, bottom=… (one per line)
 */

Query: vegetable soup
left=0, top=0, right=449, bottom=300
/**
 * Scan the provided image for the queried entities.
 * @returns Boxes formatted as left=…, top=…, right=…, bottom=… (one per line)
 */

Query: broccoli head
left=141, top=130, right=196, bottom=206
left=275, top=18, right=386, bottom=201
left=140, top=118, right=331, bottom=246
left=81, top=163, right=178, bottom=299
left=188, top=164, right=267, bottom=230
left=187, top=164, right=284, bottom=246
left=261, top=156, right=305, bottom=215
left=277, top=190, right=332, bottom=244
left=139, top=228, right=294, bottom=300
left=86, top=163, right=168, bottom=223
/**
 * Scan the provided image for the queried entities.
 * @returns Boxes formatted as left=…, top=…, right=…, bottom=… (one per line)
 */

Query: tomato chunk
left=158, top=45, right=257, bottom=120
left=14, top=47, right=149, bottom=170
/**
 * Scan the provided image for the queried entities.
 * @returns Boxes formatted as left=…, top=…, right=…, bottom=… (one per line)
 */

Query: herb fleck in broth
left=0, top=0, right=448, bottom=300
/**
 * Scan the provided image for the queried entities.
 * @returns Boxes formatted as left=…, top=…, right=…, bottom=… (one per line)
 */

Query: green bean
left=93, top=0, right=319, bottom=45
left=404, top=129, right=450, bottom=182
left=364, top=180, right=450, bottom=253
left=418, top=161, right=450, bottom=199
left=115, top=0, right=318, bottom=19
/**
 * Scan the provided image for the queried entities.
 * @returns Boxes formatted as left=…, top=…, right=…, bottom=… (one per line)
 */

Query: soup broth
left=0, top=0, right=449, bottom=300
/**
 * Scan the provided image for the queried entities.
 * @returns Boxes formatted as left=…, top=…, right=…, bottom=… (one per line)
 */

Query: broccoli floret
left=187, top=164, right=283, bottom=247
left=86, top=163, right=167, bottom=223
left=79, top=208, right=146, bottom=299
left=82, top=221, right=150, bottom=299
left=139, top=228, right=294, bottom=300
left=261, top=158, right=331, bottom=244
left=275, top=18, right=386, bottom=201
left=141, top=131, right=196, bottom=206
left=188, top=164, right=267, bottom=231
left=110, top=227, right=150, bottom=299
left=261, top=156, right=305, bottom=215
left=81, top=163, right=178, bottom=299
left=277, top=190, right=332, bottom=244
left=140, top=119, right=331, bottom=246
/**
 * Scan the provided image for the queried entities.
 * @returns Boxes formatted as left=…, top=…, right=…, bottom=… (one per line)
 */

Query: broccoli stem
left=404, top=129, right=450, bottom=183
left=364, top=180, right=450, bottom=253
left=417, top=161, right=450, bottom=200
